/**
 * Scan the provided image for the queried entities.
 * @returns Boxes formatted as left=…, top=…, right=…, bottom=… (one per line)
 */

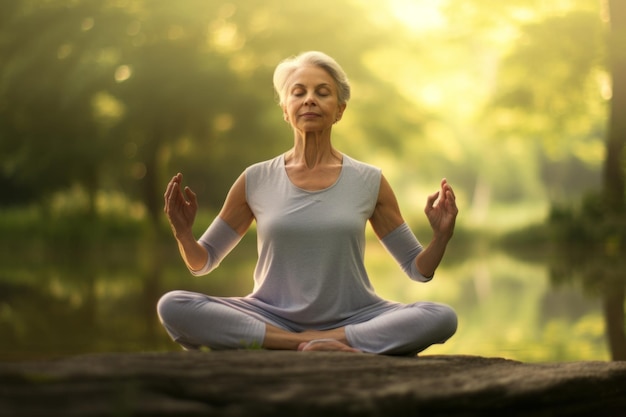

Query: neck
left=288, top=130, right=340, bottom=169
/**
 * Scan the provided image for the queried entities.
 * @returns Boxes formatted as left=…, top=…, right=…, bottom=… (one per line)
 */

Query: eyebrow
left=291, top=83, right=332, bottom=89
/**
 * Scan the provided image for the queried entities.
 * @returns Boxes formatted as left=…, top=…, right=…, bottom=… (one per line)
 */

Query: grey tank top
left=244, top=154, right=388, bottom=327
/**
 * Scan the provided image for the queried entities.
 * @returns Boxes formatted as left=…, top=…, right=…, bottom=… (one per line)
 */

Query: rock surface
left=1, top=351, right=625, bottom=416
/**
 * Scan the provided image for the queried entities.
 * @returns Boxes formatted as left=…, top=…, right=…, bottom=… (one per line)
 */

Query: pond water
left=0, top=233, right=615, bottom=362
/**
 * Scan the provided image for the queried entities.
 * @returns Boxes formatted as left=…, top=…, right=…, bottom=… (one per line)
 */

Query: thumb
left=425, top=191, right=440, bottom=210
left=184, top=186, right=198, bottom=206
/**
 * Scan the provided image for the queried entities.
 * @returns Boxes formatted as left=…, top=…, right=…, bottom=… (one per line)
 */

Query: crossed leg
left=264, top=302, right=457, bottom=355
left=157, top=290, right=359, bottom=352
left=158, top=291, right=456, bottom=355
left=263, top=324, right=361, bottom=353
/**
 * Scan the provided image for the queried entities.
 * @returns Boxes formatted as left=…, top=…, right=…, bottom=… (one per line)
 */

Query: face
left=282, top=65, right=346, bottom=133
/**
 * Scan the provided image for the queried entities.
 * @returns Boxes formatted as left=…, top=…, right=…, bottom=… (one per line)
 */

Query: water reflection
left=548, top=245, right=626, bottom=361
left=0, top=236, right=620, bottom=362
left=368, top=244, right=609, bottom=362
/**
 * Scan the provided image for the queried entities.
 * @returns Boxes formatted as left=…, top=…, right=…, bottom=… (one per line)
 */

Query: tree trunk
left=603, top=281, right=626, bottom=361
left=602, top=0, right=626, bottom=363
left=604, top=0, right=626, bottom=213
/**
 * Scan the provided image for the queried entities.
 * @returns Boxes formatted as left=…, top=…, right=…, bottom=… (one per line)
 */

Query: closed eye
left=317, top=89, right=331, bottom=96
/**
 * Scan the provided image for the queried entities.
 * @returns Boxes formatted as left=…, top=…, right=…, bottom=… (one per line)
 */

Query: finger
left=446, top=195, right=458, bottom=213
left=440, top=179, right=456, bottom=206
left=443, top=177, right=454, bottom=191
left=184, top=186, right=197, bottom=207
left=165, top=182, right=186, bottom=214
left=163, top=179, right=177, bottom=211
left=447, top=189, right=456, bottom=203
left=171, top=182, right=186, bottom=204
left=425, top=190, right=440, bottom=211
left=444, top=183, right=456, bottom=200
left=164, top=174, right=182, bottom=198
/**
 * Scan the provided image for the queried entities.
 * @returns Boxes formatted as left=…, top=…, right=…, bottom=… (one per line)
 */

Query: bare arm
left=369, top=176, right=458, bottom=278
left=369, top=175, right=404, bottom=239
left=163, top=172, right=254, bottom=272
left=216, top=172, right=255, bottom=235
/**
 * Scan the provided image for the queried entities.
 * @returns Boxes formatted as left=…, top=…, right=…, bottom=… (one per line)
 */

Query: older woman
left=158, top=51, right=458, bottom=355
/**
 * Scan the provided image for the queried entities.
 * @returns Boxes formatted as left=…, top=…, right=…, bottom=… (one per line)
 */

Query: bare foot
left=297, top=338, right=361, bottom=353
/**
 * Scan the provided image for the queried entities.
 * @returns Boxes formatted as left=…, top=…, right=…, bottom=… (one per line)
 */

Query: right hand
left=163, top=173, right=198, bottom=238
left=424, top=178, right=457, bottom=242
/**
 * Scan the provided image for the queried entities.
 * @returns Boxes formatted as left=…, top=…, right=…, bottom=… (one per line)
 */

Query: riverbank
left=1, top=351, right=625, bottom=416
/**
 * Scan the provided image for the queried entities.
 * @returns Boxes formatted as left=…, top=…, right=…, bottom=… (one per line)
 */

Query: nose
left=303, top=92, right=317, bottom=106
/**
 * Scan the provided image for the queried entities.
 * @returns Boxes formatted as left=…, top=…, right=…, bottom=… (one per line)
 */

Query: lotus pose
left=158, top=51, right=458, bottom=355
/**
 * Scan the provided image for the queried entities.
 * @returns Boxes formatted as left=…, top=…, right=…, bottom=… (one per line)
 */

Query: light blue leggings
left=157, top=290, right=457, bottom=356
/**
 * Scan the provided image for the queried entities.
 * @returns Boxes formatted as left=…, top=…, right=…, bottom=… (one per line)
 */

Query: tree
left=600, top=0, right=626, bottom=361
left=546, top=1, right=626, bottom=361
left=0, top=0, right=427, bottom=223
left=0, top=0, right=136, bottom=212
left=485, top=9, right=607, bottom=202
left=604, top=0, right=626, bottom=213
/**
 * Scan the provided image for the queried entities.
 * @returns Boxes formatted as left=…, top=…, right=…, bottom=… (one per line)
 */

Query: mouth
left=300, top=112, right=321, bottom=118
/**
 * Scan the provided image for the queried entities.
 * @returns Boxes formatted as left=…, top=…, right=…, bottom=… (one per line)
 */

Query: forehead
left=287, top=65, right=335, bottom=87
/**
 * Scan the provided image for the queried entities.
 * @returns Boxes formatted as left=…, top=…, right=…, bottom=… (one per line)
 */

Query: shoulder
left=244, top=154, right=285, bottom=197
left=245, top=154, right=283, bottom=176
left=342, top=154, right=382, bottom=191
left=244, top=155, right=284, bottom=184
left=342, top=154, right=381, bottom=174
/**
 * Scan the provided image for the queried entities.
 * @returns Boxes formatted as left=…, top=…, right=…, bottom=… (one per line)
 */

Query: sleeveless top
left=244, top=154, right=389, bottom=327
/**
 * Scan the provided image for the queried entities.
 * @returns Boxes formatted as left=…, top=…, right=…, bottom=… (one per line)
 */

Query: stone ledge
left=1, top=351, right=625, bottom=416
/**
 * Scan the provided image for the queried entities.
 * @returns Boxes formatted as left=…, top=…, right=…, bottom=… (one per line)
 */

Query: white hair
left=272, top=51, right=351, bottom=106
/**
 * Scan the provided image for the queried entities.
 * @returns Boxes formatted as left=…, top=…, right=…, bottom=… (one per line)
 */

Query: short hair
left=272, top=51, right=351, bottom=107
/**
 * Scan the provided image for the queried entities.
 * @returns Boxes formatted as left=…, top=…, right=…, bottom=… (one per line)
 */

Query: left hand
left=424, top=178, right=458, bottom=240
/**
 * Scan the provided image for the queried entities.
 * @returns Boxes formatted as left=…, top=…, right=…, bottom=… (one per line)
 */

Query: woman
left=158, top=51, right=458, bottom=355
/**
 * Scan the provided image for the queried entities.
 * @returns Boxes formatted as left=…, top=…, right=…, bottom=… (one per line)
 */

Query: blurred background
left=1, top=0, right=624, bottom=362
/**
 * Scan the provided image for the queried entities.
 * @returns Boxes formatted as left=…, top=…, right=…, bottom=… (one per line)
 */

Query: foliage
left=0, top=0, right=615, bottom=228
left=548, top=190, right=625, bottom=269
left=484, top=8, right=608, bottom=203
left=1, top=0, right=624, bottom=362
left=0, top=204, right=151, bottom=244
left=0, top=0, right=423, bottom=221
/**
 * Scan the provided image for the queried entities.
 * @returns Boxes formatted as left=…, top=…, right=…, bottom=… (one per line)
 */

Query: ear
left=335, top=103, right=347, bottom=123
left=282, top=106, right=289, bottom=123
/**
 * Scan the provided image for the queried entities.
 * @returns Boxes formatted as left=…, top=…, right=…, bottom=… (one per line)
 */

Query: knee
left=435, top=303, right=458, bottom=339
left=156, top=290, right=188, bottom=324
